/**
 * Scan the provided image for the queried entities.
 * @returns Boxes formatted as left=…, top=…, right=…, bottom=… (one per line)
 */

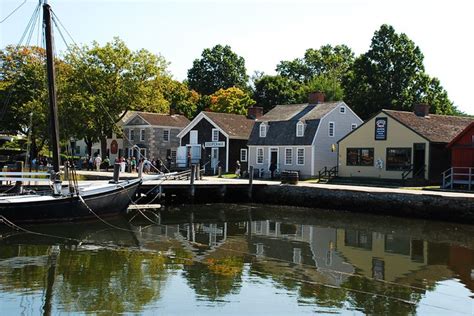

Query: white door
left=190, top=130, right=198, bottom=144
left=211, top=148, right=219, bottom=173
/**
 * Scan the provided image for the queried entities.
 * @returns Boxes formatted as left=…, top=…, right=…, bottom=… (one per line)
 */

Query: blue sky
left=1, top=0, right=473, bottom=114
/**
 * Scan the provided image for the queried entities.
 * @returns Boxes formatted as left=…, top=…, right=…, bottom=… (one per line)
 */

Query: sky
left=1, top=0, right=473, bottom=114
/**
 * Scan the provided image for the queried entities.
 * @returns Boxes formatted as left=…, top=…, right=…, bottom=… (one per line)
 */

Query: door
left=270, top=148, right=279, bottom=172
left=413, top=143, right=425, bottom=178
left=211, top=148, right=219, bottom=174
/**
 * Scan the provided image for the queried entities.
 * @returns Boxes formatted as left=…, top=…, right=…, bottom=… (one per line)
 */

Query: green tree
left=187, top=44, right=249, bottom=95
left=296, top=75, right=344, bottom=103
left=209, top=87, right=255, bottom=115
left=159, top=78, right=199, bottom=119
left=63, top=38, right=170, bottom=157
left=252, top=75, right=300, bottom=112
left=343, top=24, right=458, bottom=118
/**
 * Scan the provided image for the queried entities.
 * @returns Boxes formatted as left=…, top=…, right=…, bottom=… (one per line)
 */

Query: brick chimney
left=414, top=103, right=430, bottom=117
left=308, top=91, right=325, bottom=104
left=247, top=106, right=263, bottom=120
left=169, top=107, right=176, bottom=115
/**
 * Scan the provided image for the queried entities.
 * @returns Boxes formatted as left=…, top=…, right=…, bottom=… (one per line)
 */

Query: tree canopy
left=209, top=87, right=255, bottom=115
left=187, top=44, right=249, bottom=95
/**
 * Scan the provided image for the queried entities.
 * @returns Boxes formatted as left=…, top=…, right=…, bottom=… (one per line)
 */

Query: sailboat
left=0, top=1, right=142, bottom=223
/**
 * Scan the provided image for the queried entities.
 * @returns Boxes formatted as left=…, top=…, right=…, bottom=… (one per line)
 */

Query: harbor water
left=0, top=204, right=472, bottom=315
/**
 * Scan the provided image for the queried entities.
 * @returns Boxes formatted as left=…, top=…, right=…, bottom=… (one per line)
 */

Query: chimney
left=247, top=106, right=263, bottom=120
left=169, top=107, right=176, bottom=115
left=414, top=103, right=430, bottom=117
left=308, top=91, right=325, bottom=104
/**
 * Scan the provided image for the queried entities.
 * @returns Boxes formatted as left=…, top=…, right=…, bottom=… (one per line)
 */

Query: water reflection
left=0, top=204, right=472, bottom=315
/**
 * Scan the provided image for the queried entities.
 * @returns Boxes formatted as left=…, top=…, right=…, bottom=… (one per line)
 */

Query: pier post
left=218, top=166, right=222, bottom=178
left=190, top=164, right=196, bottom=200
left=248, top=166, right=254, bottom=200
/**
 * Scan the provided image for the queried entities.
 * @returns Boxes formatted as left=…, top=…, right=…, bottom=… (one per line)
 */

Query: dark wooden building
left=177, top=111, right=256, bottom=175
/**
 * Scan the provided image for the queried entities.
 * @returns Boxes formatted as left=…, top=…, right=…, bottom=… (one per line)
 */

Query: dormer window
left=296, top=121, right=304, bottom=137
left=259, top=123, right=267, bottom=138
left=340, top=106, right=346, bottom=114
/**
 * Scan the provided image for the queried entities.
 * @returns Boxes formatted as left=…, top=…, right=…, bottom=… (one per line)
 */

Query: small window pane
left=386, top=148, right=411, bottom=171
left=297, top=148, right=304, bottom=165
left=257, top=148, right=264, bottom=164
left=259, top=124, right=267, bottom=137
left=346, top=148, right=374, bottom=166
left=212, top=129, right=219, bottom=141
left=285, top=148, right=293, bottom=165
left=328, top=122, right=335, bottom=137
left=240, top=149, right=248, bottom=162
left=163, top=130, right=170, bottom=142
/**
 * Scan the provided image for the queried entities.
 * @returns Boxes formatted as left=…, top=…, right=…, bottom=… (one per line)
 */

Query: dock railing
left=442, top=167, right=474, bottom=190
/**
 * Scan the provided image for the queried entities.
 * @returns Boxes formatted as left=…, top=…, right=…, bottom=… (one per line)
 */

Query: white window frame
left=240, top=148, right=248, bottom=162
left=163, top=129, right=170, bottom=142
left=328, top=122, right=335, bottom=137
left=340, top=106, right=346, bottom=114
left=140, top=129, right=145, bottom=141
left=285, top=148, right=293, bottom=165
left=351, top=123, right=358, bottom=131
left=190, top=130, right=198, bottom=144
left=256, top=148, right=264, bottom=164
left=296, top=122, right=304, bottom=137
left=212, top=128, right=219, bottom=142
left=297, top=148, right=305, bottom=165
left=259, top=123, right=267, bottom=138
left=129, top=129, right=134, bottom=141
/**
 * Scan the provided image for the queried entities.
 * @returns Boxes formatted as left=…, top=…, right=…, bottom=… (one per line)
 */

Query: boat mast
left=43, top=0, right=62, bottom=190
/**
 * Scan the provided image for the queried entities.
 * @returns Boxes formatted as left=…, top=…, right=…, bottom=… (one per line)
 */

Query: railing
left=402, top=164, right=425, bottom=180
left=317, top=166, right=338, bottom=182
left=442, top=167, right=474, bottom=190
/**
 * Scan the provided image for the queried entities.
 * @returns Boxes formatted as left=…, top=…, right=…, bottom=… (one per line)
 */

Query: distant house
left=445, top=122, right=474, bottom=189
left=177, top=111, right=256, bottom=174
left=247, top=92, right=362, bottom=179
left=122, top=112, right=189, bottom=165
left=337, top=104, right=474, bottom=183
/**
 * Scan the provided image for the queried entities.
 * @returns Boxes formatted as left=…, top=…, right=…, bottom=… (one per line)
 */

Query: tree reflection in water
left=0, top=203, right=472, bottom=314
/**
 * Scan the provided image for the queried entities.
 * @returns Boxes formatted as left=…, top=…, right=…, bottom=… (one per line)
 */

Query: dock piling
left=248, top=166, right=254, bottom=200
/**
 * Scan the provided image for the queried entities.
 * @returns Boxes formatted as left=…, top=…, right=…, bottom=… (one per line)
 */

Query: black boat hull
left=0, top=180, right=141, bottom=223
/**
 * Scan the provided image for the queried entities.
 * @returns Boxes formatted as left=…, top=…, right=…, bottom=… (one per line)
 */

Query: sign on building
left=374, top=117, right=387, bottom=140
left=205, top=141, right=225, bottom=148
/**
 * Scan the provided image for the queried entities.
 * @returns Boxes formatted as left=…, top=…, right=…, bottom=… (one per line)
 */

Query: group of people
left=31, top=156, right=51, bottom=171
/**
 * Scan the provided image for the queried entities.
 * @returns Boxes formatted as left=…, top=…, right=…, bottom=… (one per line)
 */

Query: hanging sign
left=205, top=141, right=225, bottom=148
left=374, top=117, right=388, bottom=140
left=110, top=140, right=118, bottom=154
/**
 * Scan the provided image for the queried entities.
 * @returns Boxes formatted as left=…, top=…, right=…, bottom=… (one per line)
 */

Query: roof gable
left=447, top=122, right=474, bottom=148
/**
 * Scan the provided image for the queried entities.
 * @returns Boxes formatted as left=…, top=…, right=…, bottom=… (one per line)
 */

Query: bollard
left=248, top=166, right=254, bottom=200
left=138, top=160, right=144, bottom=178
left=113, top=163, right=121, bottom=183
left=218, top=166, right=222, bottom=178
left=190, top=164, right=196, bottom=200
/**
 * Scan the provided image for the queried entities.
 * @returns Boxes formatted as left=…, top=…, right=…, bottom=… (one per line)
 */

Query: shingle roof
left=384, top=110, right=474, bottom=143
left=204, top=111, right=255, bottom=139
left=261, top=102, right=342, bottom=121
left=135, top=112, right=190, bottom=128
left=247, top=101, right=343, bottom=146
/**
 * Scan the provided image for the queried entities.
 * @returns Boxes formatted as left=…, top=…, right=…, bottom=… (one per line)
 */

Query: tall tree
left=252, top=75, right=300, bottom=112
left=343, top=24, right=458, bottom=118
left=187, top=44, right=249, bottom=95
left=64, top=38, right=170, bottom=157
left=209, top=87, right=255, bottom=115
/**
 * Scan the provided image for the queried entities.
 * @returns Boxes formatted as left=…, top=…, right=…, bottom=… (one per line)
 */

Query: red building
left=445, top=122, right=474, bottom=189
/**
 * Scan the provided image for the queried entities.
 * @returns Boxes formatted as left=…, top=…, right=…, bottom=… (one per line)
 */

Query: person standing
left=94, top=155, right=102, bottom=172
left=269, top=162, right=277, bottom=180
left=235, top=160, right=241, bottom=178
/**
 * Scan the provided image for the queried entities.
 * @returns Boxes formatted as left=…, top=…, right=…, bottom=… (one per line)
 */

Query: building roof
left=126, top=112, right=190, bottom=128
left=447, top=122, right=474, bottom=148
left=203, top=111, right=255, bottom=139
left=248, top=101, right=344, bottom=146
left=262, top=102, right=343, bottom=122
left=384, top=110, right=474, bottom=143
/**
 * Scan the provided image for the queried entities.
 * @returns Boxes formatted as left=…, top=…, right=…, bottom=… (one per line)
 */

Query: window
left=297, top=148, right=305, bottom=165
left=340, top=106, right=346, bottom=114
left=129, top=129, right=134, bottom=141
left=240, top=149, right=248, bottom=162
left=256, top=148, right=264, bottom=164
left=171, top=150, right=177, bottom=163
left=140, top=129, right=145, bottom=141
left=285, top=148, right=293, bottom=165
left=212, top=129, right=219, bottom=142
left=296, top=122, right=304, bottom=137
left=346, top=148, right=374, bottom=166
left=351, top=123, right=358, bottom=131
left=163, top=129, right=170, bottom=142
left=386, top=148, right=411, bottom=171
left=259, top=123, right=267, bottom=138
left=328, top=122, right=335, bottom=137
left=190, top=130, right=198, bottom=144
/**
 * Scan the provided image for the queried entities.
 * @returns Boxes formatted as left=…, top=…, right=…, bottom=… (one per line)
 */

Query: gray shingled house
left=247, top=92, right=362, bottom=179
left=123, top=112, right=189, bottom=165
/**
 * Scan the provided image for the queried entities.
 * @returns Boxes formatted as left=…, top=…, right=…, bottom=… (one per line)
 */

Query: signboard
left=110, top=140, right=118, bottom=154
left=374, top=117, right=387, bottom=140
left=205, top=141, right=225, bottom=148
